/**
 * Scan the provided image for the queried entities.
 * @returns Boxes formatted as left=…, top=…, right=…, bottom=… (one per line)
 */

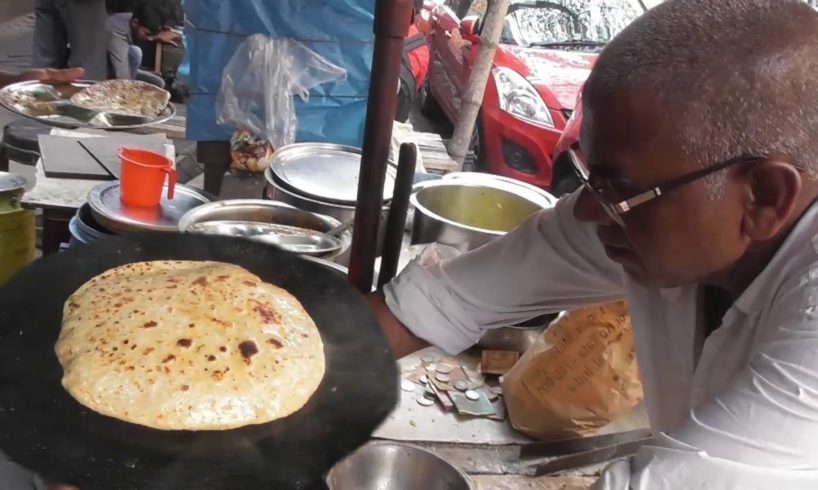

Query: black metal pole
left=348, top=0, right=414, bottom=293
left=377, top=143, right=417, bottom=289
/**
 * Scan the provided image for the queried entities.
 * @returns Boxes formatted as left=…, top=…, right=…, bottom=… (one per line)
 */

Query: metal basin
left=327, top=442, right=471, bottom=490
left=178, top=199, right=351, bottom=260
left=410, top=180, right=556, bottom=252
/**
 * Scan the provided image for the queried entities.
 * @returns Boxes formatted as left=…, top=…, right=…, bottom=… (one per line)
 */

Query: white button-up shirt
left=385, top=191, right=818, bottom=489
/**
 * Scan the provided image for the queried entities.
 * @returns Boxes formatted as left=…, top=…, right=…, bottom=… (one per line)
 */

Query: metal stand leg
left=42, top=208, right=72, bottom=255
left=197, top=141, right=231, bottom=197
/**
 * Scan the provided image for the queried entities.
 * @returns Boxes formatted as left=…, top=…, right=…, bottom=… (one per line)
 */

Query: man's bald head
left=583, top=0, right=818, bottom=193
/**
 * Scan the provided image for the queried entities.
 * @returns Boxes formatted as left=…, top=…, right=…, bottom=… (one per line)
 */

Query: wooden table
left=20, top=115, right=193, bottom=254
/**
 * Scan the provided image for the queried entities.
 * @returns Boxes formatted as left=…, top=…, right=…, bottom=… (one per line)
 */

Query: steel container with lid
left=264, top=143, right=395, bottom=257
left=0, top=172, right=35, bottom=285
left=267, top=143, right=397, bottom=205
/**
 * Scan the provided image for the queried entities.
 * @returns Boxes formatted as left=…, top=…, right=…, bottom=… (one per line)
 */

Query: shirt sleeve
left=593, top=268, right=818, bottom=489
left=384, top=191, right=626, bottom=354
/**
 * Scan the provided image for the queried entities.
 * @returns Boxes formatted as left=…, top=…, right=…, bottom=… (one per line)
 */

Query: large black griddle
left=0, top=233, right=398, bottom=489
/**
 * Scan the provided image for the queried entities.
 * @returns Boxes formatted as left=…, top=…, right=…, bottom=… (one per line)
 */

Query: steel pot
left=326, top=442, right=471, bottom=490
left=410, top=179, right=556, bottom=252
left=179, top=200, right=351, bottom=261
left=443, top=171, right=556, bottom=202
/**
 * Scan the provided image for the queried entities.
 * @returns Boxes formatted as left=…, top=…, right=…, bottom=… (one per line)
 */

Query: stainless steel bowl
left=178, top=200, right=351, bottom=260
left=410, top=180, right=556, bottom=252
left=265, top=168, right=390, bottom=259
left=326, top=442, right=471, bottom=490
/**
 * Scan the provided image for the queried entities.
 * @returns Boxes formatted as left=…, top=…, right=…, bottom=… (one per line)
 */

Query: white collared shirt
left=385, top=191, right=818, bottom=489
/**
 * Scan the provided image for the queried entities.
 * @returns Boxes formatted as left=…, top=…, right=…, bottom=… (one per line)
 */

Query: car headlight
left=492, top=67, right=554, bottom=128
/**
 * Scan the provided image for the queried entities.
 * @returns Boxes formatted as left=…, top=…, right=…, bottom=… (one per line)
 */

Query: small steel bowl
left=326, top=442, right=472, bottom=490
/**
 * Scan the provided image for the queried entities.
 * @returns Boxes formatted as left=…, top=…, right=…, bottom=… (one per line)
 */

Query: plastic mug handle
left=164, top=166, right=177, bottom=200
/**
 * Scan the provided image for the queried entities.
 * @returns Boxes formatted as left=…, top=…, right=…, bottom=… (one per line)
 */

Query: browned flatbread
left=70, top=79, right=170, bottom=117
left=56, top=260, right=325, bottom=431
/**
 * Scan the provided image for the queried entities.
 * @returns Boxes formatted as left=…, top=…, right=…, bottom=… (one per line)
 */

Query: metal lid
left=87, top=181, right=211, bottom=233
left=0, top=172, right=26, bottom=193
left=270, top=143, right=396, bottom=205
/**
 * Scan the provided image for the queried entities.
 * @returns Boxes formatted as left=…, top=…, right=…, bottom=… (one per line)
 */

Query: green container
left=0, top=172, right=35, bottom=286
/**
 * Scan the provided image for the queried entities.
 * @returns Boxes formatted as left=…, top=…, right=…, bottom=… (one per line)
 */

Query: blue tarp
left=182, top=0, right=375, bottom=146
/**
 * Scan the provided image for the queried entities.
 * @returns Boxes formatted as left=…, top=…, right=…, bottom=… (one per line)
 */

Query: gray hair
left=584, top=0, right=818, bottom=195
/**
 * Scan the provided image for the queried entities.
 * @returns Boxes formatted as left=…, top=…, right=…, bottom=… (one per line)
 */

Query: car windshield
left=502, top=0, right=643, bottom=48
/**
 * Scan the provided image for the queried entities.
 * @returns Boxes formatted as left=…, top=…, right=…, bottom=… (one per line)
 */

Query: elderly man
left=371, top=0, right=818, bottom=487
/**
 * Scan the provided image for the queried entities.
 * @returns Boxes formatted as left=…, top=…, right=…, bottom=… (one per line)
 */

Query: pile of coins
left=401, top=353, right=505, bottom=419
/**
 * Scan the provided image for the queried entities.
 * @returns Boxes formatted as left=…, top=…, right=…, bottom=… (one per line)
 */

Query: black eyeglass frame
left=567, top=146, right=769, bottom=225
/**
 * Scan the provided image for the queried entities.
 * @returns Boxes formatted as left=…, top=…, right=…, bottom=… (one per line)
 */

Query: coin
left=453, top=380, right=469, bottom=391
left=400, top=379, right=416, bottom=393
left=420, top=375, right=429, bottom=385
left=465, top=390, right=480, bottom=401
left=435, top=364, right=454, bottom=374
left=420, top=354, right=437, bottom=364
left=416, top=395, right=435, bottom=407
left=425, top=363, right=437, bottom=373
left=435, top=373, right=450, bottom=383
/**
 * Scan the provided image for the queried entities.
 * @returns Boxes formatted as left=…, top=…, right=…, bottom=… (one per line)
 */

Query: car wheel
left=420, top=77, right=444, bottom=119
left=469, top=117, right=488, bottom=172
left=550, top=152, right=582, bottom=197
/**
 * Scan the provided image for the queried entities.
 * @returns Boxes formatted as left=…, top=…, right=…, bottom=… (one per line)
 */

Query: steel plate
left=0, top=80, right=176, bottom=130
left=88, top=181, right=211, bottom=233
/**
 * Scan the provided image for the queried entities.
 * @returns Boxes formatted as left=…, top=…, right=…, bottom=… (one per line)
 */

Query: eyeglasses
left=567, top=146, right=767, bottom=227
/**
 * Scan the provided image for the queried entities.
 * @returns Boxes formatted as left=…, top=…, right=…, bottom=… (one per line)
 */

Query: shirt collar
left=732, top=198, right=818, bottom=315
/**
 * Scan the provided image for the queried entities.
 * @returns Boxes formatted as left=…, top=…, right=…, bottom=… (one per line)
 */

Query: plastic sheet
left=182, top=0, right=375, bottom=146
left=216, top=35, right=347, bottom=150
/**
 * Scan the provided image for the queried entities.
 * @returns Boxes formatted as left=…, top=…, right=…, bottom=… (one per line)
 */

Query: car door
left=428, top=0, right=474, bottom=120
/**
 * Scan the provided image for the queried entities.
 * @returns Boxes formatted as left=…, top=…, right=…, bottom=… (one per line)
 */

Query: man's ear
left=740, top=160, right=802, bottom=241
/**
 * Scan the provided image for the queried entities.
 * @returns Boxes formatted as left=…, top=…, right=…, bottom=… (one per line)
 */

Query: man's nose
left=573, top=187, right=614, bottom=225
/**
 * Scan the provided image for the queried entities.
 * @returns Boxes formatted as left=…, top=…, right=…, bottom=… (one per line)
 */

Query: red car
left=550, top=91, right=583, bottom=196
left=422, top=0, right=643, bottom=188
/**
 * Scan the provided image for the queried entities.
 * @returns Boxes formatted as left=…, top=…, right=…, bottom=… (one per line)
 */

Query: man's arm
left=365, top=291, right=428, bottom=358
left=378, top=191, right=626, bottom=356
left=0, top=68, right=85, bottom=88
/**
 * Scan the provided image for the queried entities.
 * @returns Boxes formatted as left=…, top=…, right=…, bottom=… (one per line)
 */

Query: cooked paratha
left=56, top=260, right=325, bottom=431
left=69, top=79, right=170, bottom=117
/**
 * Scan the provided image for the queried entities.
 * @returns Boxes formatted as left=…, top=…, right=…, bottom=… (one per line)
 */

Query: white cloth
left=385, top=191, right=818, bottom=489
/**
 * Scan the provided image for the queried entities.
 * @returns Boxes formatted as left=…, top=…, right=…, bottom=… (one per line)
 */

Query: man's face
left=574, top=89, right=749, bottom=288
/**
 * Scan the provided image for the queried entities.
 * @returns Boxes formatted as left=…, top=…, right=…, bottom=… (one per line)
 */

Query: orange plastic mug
left=119, top=148, right=176, bottom=207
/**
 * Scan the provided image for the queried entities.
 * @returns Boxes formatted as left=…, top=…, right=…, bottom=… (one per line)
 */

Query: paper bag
left=502, top=301, right=643, bottom=440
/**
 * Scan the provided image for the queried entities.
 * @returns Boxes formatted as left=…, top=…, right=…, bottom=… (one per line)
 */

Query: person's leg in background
left=57, top=0, right=109, bottom=80
left=107, top=12, right=133, bottom=79
left=127, top=45, right=141, bottom=78
left=31, top=0, right=68, bottom=69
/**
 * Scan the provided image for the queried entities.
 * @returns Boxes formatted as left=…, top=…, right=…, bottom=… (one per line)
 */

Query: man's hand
left=155, top=30, right=181, bottom=47
left=365, top=291, right=429, bottom=358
